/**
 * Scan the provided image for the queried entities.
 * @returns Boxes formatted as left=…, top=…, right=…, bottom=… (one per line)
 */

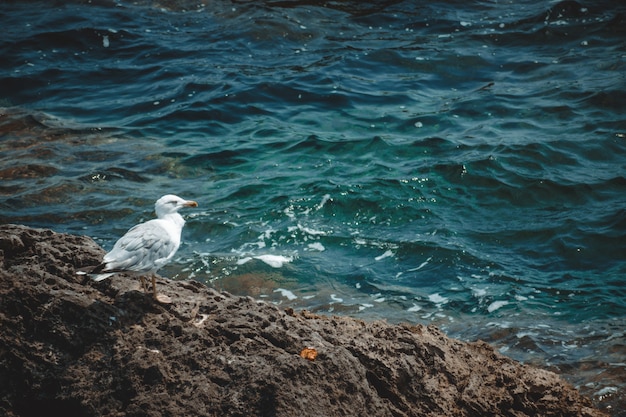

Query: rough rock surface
left=0, top=224, right=606, bottom=417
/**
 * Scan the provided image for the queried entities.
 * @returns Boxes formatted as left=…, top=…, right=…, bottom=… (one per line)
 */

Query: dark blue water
left=1, top=0, right=625, bottom=413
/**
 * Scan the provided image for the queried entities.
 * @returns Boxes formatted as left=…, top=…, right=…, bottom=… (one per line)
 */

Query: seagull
left=88, top=194, right=198, bottom=303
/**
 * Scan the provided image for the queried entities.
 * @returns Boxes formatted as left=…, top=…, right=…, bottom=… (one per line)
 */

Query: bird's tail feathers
left=75, top=263, right=115, bottom=282
left=91, top=272, right=115, bottom=282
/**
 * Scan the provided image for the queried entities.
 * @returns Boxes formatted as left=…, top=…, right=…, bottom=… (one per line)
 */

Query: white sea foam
left=254, top=254, right=293, bottom=268
left=487, top=321, right=512, bottom=329
left=261, top=228, right=275, bottom=240
left=407, top=256, right=432, bottom=272
left=472, top=288, right=487, bottom=297
left=236, top=254, right=293, bottom=267
left=407, top=303, right=422, bottom=312
left=236, top=257, right=252, bottom=265
left=316, top=194, right=331, bottom=210
left=330, top=294, right=343, bottom=303
left=284, top=206, right=295, bottom=218
left=375, top=250, right=394, bottom=261
left=274, top=288, right=297, bottom=301
left=428, top=293, right=448, bottom=305
left=487, top=300, right=509, bottom=313
left=298, top=223, right=326, bottom=236
left=307, top=242, right=325, bottom=251
left=594, top=386, right=618, bottom=398
left=516, top=331, right=538, bottom=339
left=561, top=341, right=578, bottom=350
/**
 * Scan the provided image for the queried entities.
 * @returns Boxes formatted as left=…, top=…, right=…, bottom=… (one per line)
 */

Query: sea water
left=1, top=0, right=625, bottom=413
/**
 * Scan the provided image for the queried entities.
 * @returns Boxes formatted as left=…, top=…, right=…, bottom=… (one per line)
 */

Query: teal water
left=1, top=0, right=625, bottom=413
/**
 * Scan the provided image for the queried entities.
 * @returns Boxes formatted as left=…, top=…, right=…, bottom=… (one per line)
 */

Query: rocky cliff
left=0, top=224, right=605, bottom=417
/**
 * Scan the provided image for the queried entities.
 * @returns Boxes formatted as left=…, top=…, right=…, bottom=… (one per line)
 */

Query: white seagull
left=89, top=194, right=198, bottom=303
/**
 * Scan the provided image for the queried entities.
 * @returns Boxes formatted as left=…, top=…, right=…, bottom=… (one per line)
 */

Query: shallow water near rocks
left=1, top=0, right=625, bottom=413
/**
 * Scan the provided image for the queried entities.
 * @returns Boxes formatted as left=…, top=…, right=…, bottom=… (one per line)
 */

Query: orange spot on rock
left=300, top=347, right=318, bottom=361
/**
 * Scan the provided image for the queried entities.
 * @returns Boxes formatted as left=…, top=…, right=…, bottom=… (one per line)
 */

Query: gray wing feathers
left=103, top=221, right=179, bottom=273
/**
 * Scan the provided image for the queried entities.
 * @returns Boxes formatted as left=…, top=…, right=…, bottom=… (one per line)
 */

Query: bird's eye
left=168, top=200, right=177, bottom=205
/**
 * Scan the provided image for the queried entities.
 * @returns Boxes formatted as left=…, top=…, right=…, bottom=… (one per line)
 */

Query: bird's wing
left=103, top=220, right=179, bottom=273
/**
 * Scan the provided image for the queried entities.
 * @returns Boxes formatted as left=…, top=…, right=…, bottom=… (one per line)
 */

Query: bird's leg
left=151, top=275, right=158, bottom=300
left=152, top=274, right=172, bottom=304
left=140, top=276, right=148, bottom=293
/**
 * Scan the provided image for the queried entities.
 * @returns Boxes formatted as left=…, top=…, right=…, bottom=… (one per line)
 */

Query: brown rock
left=0, top=224, right=606, bottom=417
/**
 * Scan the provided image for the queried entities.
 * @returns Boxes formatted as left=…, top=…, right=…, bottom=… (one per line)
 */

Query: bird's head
left=155, top=195, right=198, bottom=218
